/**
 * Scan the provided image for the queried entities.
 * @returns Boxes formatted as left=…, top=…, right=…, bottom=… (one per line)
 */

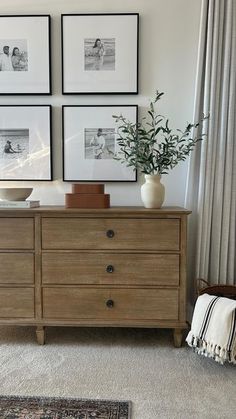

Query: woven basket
left=197, top=278, right=236, bottom=300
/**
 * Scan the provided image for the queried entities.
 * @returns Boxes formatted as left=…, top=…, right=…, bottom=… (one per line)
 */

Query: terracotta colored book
left=72, top=184, right=104, bottom=194
left=65, top=193, right=110, bottom=209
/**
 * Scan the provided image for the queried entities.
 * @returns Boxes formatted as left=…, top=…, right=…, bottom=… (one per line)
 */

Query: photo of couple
left=0, top=39, right=28, bottom=71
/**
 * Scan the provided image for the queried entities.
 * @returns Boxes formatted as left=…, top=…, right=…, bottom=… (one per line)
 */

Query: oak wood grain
left=0, top=218, right=34, bottom=249
left=0, top=288, right=34, bottom=318
left=43, top=287, right=179, bottom=321
left=42, top=252, right=180, bottom=286
left=36, top=326, right=45, bottom=345
left=173, top=328, right=183, bottom=347
left=0, top=319, right=188, bottom=328
left=0, top=206, right=191, bottom=216
left=179, top=215, right=187, bottom=322
left=34, top=214, right=42, bottom=321
left=0, top=253, right=34, bottom=284
left=42, top=218, right=180, bottom=251
left=0, top=207, right=190, bottom=345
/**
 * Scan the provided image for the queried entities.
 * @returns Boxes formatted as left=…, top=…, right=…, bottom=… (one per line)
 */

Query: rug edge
left=0, top=395, right=132, bottom=410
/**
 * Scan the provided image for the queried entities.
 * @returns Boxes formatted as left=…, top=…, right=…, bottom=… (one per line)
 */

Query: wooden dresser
left=0, top=206, right=190, bottom=346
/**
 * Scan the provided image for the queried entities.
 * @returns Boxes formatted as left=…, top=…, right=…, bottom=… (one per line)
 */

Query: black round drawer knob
left=106, top=229, right=115, bottom=238
left=106, top=299, right=114, bottom=308
left=106, top=265, right=114, bottom=273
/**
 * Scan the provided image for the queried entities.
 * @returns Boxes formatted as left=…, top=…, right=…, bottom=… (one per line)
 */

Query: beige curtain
left=185, top=0, right=236, bottom=288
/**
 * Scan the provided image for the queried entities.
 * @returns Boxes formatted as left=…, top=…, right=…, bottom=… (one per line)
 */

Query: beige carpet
left=0, top=326, right=235, bottom=419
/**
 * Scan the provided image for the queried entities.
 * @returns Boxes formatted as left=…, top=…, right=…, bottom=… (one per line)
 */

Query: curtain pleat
left=185, top=0, right=236, bottom=291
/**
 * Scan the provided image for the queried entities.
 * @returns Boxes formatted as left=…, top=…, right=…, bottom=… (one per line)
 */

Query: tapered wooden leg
left=173, top=328, right=183, bottom=347
left=36, top=326, right=45, bottom=345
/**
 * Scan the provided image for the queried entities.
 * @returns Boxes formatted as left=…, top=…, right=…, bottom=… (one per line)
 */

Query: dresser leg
left=173, top=328, right=183, bottom=347
left=36, top=326, right=45, bottom=345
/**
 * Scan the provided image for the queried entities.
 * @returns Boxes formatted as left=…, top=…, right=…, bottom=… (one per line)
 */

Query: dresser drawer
left=43, top=287, right=179, bottom=320
left=0, top=288, right=34, bottom=318
left=42, top=253, right=179, bottom=286
left=0, top=218, right=34, bottom=249
left=0, top=253, right=34, bottom=284
left=42, top=218, right=180, bottom=251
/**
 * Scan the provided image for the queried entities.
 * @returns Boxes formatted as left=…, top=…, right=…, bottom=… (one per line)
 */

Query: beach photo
left=84, top=128, right=116, bottom=159
left=0, top=105, right=52, bottom=180
left=84, top=38, right=115, bottom=71
left=0, top=39, right=28, bottom=71
left=0, top=129, right=29, bottom=161
left=62, top=14, right=139, bottom=93
left=63, top=104, right=137, bottom=181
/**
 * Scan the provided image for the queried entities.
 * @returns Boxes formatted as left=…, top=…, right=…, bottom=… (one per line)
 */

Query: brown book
left=65, top=193, right=110, bottom=209
left=72, top=184, right=104, bottom=194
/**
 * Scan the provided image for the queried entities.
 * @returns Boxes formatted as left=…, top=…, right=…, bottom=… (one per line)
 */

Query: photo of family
left=84, top=38, right=115, bottom=71
left=0, top=129, right=29, bottom=161
left=0, top=39, right=28, bottom=71
left=84, top=128, right=116, bottom=159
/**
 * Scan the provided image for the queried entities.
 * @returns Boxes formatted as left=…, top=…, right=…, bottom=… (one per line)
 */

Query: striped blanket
left=186, top=293, right=236, bottom=365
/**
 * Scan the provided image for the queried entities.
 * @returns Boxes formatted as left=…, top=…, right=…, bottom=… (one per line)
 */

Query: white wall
left=0, top=0, right=202, bottom=206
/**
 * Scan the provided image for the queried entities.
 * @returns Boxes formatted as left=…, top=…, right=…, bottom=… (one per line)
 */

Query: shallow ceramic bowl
left=0, top=188, right=33, bottom=201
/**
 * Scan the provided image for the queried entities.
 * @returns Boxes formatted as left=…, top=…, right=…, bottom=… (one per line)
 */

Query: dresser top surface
left=0, top=205, right=191, bottom=215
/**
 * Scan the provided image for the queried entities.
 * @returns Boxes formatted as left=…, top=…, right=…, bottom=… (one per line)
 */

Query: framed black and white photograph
left=0, top=15, right=51, bottom=94
left=62, top=14, right=139, bottom=94
left=0, top=106, right=52, bottom=180
left=63, top=105, right=137, bottom=181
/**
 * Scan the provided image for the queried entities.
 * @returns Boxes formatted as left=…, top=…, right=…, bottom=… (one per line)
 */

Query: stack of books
left=0, top=200, right=40, bottom=208
left=65, top=184, right=110, bottom=208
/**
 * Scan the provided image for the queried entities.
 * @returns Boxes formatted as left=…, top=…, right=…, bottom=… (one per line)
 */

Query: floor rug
left=0, top=395, right=131, bottom=418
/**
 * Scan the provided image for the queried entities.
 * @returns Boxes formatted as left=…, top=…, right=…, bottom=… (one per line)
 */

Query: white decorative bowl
left=0, top=188, right=33, bottom=201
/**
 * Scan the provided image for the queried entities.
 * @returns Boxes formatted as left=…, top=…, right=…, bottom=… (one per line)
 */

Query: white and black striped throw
left=186, top=293, right=236, bottom=365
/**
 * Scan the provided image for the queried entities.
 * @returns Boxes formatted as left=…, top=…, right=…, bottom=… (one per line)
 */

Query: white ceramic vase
left=141, top=174, right=165, bottom=208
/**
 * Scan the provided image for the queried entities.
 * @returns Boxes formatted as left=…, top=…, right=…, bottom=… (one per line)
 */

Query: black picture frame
left=0, top=105, right=52, bottom=181
left=62, top=104, right=138, bottom=182
left=0, top=15, right=51, bottom=95
left=61, top=13, right=139, bottom=94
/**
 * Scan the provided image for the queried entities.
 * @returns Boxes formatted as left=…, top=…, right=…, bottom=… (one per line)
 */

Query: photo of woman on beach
left=84, top=38, right=115, bottom=71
